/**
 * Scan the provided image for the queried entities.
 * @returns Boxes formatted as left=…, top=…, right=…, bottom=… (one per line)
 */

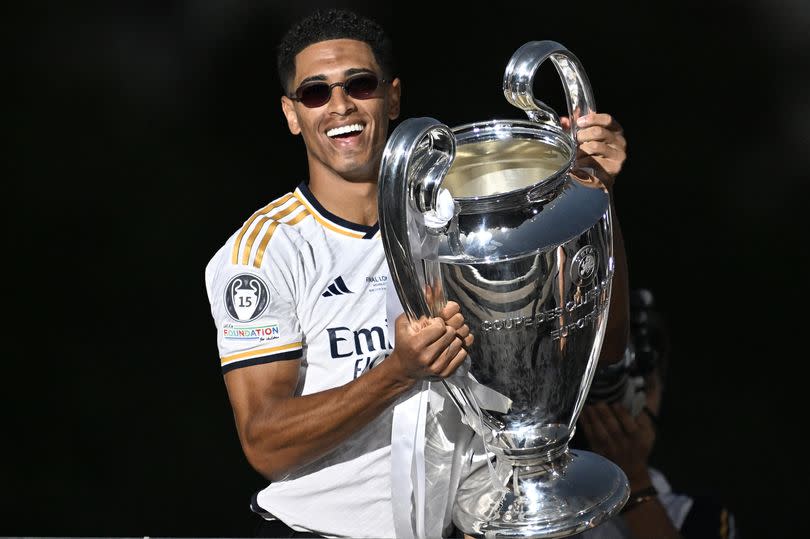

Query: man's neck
left=308, top=174, right=379, bottom=227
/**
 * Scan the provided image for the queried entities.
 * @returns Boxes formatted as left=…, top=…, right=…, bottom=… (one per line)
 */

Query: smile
left=327, top=123, right=365, bottom=138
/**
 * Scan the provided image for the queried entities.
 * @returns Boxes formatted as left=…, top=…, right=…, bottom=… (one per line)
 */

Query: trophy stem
left=501, top=439, right=569, bottom=468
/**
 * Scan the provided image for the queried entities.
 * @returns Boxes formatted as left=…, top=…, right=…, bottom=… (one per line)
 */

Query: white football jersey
left=205, top=182, right=397, bottom=537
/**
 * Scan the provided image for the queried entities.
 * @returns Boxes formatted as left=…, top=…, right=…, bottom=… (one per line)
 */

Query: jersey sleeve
left=205, top=231, right=303, bottom=374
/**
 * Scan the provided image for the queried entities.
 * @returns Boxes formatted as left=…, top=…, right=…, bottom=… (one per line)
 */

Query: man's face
left=281, top=39, right=401, bottom=183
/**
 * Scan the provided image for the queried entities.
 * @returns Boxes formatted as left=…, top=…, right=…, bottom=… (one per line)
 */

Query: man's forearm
left=237, top=356, right=415, bottom=481
left=600, top=200, right=630, bottom=364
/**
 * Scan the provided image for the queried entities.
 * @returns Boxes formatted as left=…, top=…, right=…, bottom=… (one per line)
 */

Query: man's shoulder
left=205, top=190, right=314, bottom=283
left=221, top=191, right=314, bottom=255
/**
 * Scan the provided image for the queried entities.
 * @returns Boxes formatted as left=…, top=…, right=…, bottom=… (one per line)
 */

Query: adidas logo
left=322, top=276, right=354, bottom=297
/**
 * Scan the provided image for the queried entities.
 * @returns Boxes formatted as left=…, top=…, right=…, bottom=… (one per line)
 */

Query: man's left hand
left=562, top=113, right=627, bottom=190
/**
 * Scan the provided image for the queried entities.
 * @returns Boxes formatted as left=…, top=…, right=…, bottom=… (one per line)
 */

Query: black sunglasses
left=289, top=73, right=389, bottom=108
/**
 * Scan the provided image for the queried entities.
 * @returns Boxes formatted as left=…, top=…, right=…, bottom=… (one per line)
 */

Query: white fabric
left=388, top=273, right=472, bottom=539
left=205, top=184, right=397, bottom=537
left=392, top=376, right=485, bottom=539
left=390, top=386, right=427, bottom=539
left=387, top=280, right=425, bottom=539
left=422, top=187, right=456, bottom=229
left=650, top=467, right=694, bottom=530
left=387, top=275, right=505, bottom=538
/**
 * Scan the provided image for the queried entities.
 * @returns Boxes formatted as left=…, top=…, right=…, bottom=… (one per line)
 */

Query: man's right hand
left=389, top=301, right=473, bottom=382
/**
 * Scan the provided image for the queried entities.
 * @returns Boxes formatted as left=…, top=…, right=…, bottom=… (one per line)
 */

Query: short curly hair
left=277, top=9, right=396, bottom=94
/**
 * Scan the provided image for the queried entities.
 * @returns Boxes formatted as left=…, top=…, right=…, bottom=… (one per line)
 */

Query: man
left=206, top=9, right=471, bottom=537
left=205, top=8, right=629, bottom=538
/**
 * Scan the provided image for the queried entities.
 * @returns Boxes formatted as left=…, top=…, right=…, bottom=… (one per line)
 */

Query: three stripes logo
left=322, top=276, right=354, bottom=297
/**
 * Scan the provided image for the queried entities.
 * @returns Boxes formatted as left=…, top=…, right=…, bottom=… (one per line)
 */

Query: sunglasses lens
left=293, top=74, right=382, bottom=107
left=297, top=83, right=331, bottom=108
left=345, top=74, right=379, bottom=99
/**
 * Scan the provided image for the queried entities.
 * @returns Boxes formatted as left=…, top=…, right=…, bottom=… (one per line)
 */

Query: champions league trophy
left=378, top=41, right=629, bottom=537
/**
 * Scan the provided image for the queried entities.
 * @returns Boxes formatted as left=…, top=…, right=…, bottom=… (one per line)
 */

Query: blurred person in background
left=577, top=289, right=739, bottom=539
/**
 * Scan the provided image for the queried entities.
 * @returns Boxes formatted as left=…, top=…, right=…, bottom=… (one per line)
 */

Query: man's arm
left=568, top=113, right=630, bottom=364
left=224, top=302, right=473, bottom=481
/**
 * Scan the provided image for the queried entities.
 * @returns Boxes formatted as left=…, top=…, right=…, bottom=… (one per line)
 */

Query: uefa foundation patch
left=223, top=323, right=280, bottom=341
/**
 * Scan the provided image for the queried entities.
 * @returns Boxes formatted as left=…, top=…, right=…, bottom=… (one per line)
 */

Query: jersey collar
left=295, top=182, right=380, bottom=239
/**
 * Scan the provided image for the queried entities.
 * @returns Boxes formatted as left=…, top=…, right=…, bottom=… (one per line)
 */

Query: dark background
left=6, top=0, right=807, bottom=537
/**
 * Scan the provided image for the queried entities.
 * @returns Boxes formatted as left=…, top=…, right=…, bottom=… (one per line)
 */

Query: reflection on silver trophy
left=378, top=41, right=629, bottom=537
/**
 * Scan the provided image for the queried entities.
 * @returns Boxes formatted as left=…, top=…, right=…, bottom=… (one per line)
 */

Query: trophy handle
left=503, top=40, right=596, bottom=140
left=379, top=119, right=506, bottom=425
left=378, top=117, right=457, bottom=321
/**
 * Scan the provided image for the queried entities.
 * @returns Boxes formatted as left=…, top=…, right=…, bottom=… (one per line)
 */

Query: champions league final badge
left=225, top=273, right=270, bottom=322
left=365, top=273, right=388, bottom=293
left=571, top=245, right=598, bottom=287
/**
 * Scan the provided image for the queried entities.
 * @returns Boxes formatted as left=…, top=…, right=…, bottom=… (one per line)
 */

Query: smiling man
left=205, top=8, right=631, bottom=539
left=205, top=9, right=473, bottom=538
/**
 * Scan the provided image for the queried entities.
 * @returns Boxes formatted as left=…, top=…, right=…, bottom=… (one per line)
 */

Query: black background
left=6, top=1, right=807, bottom=537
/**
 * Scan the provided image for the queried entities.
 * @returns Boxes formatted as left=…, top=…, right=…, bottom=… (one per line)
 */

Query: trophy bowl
left=378, top=41, right=629, bottom=538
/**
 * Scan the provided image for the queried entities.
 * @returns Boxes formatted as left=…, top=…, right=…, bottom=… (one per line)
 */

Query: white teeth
left=327, top=124, right=364, bottom=137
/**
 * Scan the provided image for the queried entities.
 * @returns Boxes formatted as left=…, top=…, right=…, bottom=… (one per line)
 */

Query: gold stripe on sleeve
left=241, top=216, right=271, bottom=266
left=252, top=221, right=280, bottom=268
left=231, top=193, right=295, bottom=265
left=273, top=200, right=304, bottom=221
left=249, top=202, right=310, bottom=268
left=241, top=201, right=304, bottom=266
left=286, top=208, right=311, bottom=226
left=253, top=208, right=312, bottom=267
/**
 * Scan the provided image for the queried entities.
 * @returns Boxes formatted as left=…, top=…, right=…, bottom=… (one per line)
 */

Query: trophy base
left=474, top=449, right=629, bottom=539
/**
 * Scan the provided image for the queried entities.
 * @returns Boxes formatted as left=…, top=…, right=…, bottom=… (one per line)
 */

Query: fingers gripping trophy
left=378, top=42, right=630, bottom=538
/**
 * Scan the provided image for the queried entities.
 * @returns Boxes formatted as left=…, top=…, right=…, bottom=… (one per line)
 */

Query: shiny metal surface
left=503, top=40, right=595, bottom=137
left=378, top=41, right=628, bottom=538
left=439, top=189, right=613, bottom=458
left=454, top=451, right=629, bottom=538
left=379, top=117, right=456, bottom=320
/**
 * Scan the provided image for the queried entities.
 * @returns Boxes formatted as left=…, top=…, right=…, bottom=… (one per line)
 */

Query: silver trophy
left=378, top=41, right=629, bottom=537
